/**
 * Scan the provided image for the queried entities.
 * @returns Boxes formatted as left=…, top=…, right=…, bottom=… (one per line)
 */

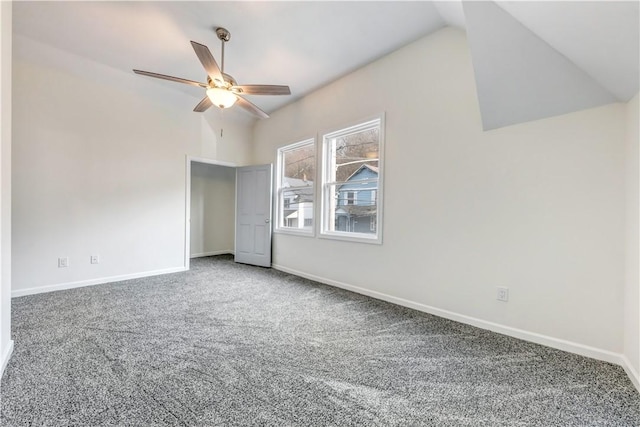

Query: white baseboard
left=621, top=355, right=640, bottom=393
left=273, top=263, right=636, bottom=388
left=190, top=250, right=234, bottom=259
left=1, top=339, right=14, bottom=378
left=11, top=266, right=187, bottom=298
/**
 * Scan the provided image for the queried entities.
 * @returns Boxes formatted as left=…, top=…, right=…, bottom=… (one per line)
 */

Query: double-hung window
left=320, top=116, right=384, bottom=243
left=275, top=138, right=316, bottom=235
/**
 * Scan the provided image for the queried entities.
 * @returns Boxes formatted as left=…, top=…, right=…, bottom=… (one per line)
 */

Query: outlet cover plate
left=497, top=287, right=509, bottom=302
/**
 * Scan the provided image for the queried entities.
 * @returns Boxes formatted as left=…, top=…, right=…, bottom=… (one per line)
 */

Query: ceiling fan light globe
left=206, top=87, right=237, bottom=109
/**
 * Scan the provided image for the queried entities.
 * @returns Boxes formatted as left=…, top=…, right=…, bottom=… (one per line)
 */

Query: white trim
left=185, top=157, right=191, bottom=270
left=274, top=228, right=316, bottom=238
left=1, top=339, right=13, bottom=378
left=189, top=156, right=236, bottom=168
left=11, top=266, right=187, bottom=298
left=318, top=230, right=381, bottom=244
left=190, top=250, right=234, bottom=258
left=621, top=355, right=640, bottom=393
left=274, top=137, right=317, bottom=237
left=272, top=264, right=633, bottom=375
left=319, top=113, right=385, bottom=245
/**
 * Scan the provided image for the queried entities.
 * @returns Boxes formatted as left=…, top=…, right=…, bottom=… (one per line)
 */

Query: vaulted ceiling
left=12, top=1, right=639, bottom=129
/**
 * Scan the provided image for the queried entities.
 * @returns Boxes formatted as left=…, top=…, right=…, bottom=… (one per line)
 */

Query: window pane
left=332, top=127, right=379, bottom=182
left=283, top=143, right=315, bottom=184
left=321, top=117, right=382, bottom=241
left=277, top=139, right=315, bottom=234
left=281, top=188, right=314, bottom=230
left=326, top=184, right=377, bottom=235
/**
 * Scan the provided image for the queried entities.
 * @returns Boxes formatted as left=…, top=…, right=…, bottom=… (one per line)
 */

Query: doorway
left=185, top=157, right=274, bottom=270
left=185, top=157, right=237, bottom=270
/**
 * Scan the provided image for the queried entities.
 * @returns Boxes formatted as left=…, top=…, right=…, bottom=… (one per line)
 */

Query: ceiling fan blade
left=193, top=96, right=213, bottom=112
left=133, top=69, right=207, bottom=88
left=236, top=95, right=269, bottom=119
left=190, top=41, right=224, bottom=83
left=232, top=85, right=291, bottom=96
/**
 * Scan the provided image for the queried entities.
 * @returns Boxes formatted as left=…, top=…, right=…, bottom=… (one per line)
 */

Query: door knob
left=265, top=219, right=270, bottom=223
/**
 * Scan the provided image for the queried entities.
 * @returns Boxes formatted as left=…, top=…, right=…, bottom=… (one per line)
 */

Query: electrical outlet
left=497, top=287, right=509, bottom=302
left=58, top=257, right=69, bottom=268
left=90, top=255, right=99, bottom=264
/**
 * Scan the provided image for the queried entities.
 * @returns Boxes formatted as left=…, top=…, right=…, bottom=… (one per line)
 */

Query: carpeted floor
left=1, top=255, right=638, bottom=426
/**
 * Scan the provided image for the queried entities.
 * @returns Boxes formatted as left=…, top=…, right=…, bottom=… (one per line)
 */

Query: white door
left=235, top=164, right=273, bottom=267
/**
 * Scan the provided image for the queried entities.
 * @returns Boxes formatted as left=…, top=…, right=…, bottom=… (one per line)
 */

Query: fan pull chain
left=220, top=108, right=225, bottom=138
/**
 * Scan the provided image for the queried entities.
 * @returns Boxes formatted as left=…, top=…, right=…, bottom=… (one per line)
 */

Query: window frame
left=319, top=114, right=385, bottom=244
left=274, top=138, right=317, bottom=237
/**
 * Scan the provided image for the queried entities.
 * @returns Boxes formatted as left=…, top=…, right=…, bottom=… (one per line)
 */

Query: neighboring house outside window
left=321, top=115, right=384, bottom=243
left=335, top=165, right=378, bottom=234
left=275, top=139, right=316, bottom=235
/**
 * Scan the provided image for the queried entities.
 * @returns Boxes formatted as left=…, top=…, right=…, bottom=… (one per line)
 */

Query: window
left=321, top=116, right=383, bottom=243
left=345, top=191, right=357, bottom=205
left=275, top=138, right=315, bottom=235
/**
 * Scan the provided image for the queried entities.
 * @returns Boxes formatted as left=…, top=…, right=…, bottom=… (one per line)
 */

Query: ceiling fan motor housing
left=216, top=27, right=230, bottom=42
left=207, top=73, right=238, bottom=90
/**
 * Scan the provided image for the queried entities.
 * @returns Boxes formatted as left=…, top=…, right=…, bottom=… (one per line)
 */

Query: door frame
left=184, top=156, right=237, bottom=270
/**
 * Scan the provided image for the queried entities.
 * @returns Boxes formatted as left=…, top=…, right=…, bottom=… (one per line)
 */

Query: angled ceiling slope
left=497, top=1, right=640, bottom=102
left=463, top=1, right=627, bottom=131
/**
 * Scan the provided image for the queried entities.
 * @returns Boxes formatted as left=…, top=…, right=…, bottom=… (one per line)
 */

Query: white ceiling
left=12, top=1, right=445, bottom=117
left=12, top=1, right=640, bottom=127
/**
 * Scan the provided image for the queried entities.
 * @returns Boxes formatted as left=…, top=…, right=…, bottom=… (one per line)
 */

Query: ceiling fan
left=133, top=27, right=291, bottom=119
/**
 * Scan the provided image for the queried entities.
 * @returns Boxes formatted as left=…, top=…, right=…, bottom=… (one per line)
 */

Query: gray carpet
left=1, top=255, right=638, bottom=426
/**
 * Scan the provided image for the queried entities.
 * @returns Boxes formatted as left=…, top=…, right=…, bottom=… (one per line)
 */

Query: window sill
left=274, top=228, right=316, bottom=238
left=318, top=231, right=382, bottom=245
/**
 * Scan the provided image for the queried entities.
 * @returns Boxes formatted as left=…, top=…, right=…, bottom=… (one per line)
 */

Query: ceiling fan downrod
left=216, top=27, right=230, bottom=74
